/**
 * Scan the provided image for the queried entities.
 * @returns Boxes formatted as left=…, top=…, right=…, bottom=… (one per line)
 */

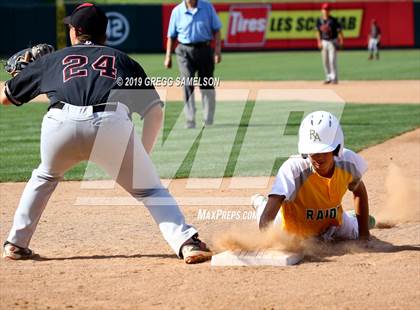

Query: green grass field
left=0, top=49, right=419, bottom=182
left=0, top=102, right=419, bottom=182
left=1, top=50, right=419, bottom=81
left=137, top=50, right=420, bottom=81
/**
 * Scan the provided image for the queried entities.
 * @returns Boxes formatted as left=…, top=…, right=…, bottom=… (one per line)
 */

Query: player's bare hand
left=214, top=53, right=222, bottom=64
left=164, top=56, right=172, bottom=69
left=317, top=41, right=322, bottom=50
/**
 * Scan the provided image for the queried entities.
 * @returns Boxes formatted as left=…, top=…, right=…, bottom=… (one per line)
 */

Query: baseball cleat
left=2, top=241, right=35, bottom=260
left=323, top=80, right=331, bottom=84
left=181, top=234, right=212, bottom=264
left=251, top=194, right=267, bottom=210
left=203, top=120, right=214, bottom=127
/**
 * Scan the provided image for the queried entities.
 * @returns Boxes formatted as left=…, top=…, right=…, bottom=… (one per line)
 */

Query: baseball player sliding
left=0, top=3, right=212, bottom=264
left=252, top=111, right=375, bottom=241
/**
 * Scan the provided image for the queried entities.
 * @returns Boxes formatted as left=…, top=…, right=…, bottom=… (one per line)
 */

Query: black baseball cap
left=63, top=3, right=108, bottom=36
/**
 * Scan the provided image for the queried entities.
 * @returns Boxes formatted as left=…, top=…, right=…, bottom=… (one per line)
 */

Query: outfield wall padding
left=0, top=4, right=57, bottom=55
left=0, top=1, right=417, bottom=55
left=1, top=4, right=162, bottom=55
left=414, top=2, right=420, bottom=47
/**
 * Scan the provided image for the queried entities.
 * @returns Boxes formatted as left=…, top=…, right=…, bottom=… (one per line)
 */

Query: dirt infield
left=1, top=80, right=419, bottom=104
left=0, top=128, right=419, bottom=309
left=216, top=80, right=420, bottom=104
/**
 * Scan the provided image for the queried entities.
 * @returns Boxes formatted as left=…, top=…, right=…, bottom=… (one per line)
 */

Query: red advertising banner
left=162, top=1, right=414, bottom=50
left=224, top=4, right=270, bottom=47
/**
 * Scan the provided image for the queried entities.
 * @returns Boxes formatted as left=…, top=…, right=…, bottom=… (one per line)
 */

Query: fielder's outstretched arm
left=259, top=195, right=285, bottom=230
left=352, top=180, right=370, bottom=240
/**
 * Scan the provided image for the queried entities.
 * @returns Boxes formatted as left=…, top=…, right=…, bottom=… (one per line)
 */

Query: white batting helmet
left=298, top=111, right=344, bottom=157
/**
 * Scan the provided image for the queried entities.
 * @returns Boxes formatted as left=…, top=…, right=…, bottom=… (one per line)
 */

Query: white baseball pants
left=321, top=39, right=338, bottom=82
left=368, top=38, right=379, bottom=55
left=6, top=103, right=197, bottom=256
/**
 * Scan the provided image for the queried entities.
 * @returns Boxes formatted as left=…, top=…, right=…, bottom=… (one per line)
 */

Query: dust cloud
left=213, top=225, right=367, bottom=258
left=213, top=164, right=419, bottom=256
left=375, top=163, right=420, bottom=228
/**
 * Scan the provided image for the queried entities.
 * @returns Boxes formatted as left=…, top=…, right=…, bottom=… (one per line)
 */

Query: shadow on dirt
left=31, top=253, right=178, bottom=261
left=303, top=235, right=420, bottom=263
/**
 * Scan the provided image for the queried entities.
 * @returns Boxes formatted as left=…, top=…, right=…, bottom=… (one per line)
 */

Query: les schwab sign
left=162, top=2, right=414, bottom=49
left=221, top=5, right=362, bottom=47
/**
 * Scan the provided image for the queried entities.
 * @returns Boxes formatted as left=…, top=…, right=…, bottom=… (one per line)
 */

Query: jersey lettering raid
left=306, top=206, right=338, bottom=220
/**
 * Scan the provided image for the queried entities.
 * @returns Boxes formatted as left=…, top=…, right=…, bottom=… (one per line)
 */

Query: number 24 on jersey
left=62, top=55, right=117, bottom=82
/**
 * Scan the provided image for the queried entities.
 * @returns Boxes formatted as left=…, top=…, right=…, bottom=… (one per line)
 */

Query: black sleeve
left=5, top=57, right=45, bottom=106
left=108, top=55, right=163, bottom=119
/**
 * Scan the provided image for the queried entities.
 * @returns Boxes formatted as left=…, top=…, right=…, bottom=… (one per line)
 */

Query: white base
left=211, top=250, right=303, bottom=266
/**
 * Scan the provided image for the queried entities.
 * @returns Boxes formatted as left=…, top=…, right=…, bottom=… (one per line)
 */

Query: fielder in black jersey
left=0, top=2, right=212, bottom=264
left=5, top=44, right=161, bottom=118
left=316, top=3, right=344, bottom=84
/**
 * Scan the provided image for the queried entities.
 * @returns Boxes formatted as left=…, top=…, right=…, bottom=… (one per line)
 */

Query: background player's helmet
left=298, top=111, right=344, bottom=157
left=321, top=3, right=331, bottom=11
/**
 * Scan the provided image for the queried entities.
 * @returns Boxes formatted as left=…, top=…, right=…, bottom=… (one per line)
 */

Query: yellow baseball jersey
left=270, top=148, right=367, bottom=238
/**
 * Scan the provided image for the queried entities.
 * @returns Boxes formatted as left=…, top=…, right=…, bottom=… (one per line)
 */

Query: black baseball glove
left=4, top=44, right=55, bottom=77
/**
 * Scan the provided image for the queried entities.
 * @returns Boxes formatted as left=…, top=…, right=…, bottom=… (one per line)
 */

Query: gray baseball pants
left=321, top=39, right=338, bottom=82
left=6, top=103, right=197, bottom=256
left=175, top=43, right=216, bottom=128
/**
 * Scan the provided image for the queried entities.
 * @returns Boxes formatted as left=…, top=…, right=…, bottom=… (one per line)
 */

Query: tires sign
left=225, top=5, right=271, bottom=47
left=106, top=12, right=130, bottom=46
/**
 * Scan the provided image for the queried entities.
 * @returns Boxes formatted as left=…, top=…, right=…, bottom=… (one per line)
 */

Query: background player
left=368, top=19, right=381, bottom=60
left=316, top=3, right=344, bottom=84
left=252, top=111, right=374, bottom=241
left=0, top=3, right=211, bottom=264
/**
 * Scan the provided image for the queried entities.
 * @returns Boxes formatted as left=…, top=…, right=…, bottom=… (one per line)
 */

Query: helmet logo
left=309, top=129, right=321, bottom=142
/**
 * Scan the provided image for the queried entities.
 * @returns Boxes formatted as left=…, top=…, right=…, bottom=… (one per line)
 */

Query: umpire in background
left=165, top=0, right=222, bottom=129
left=316, top=3, right=343, bottom=84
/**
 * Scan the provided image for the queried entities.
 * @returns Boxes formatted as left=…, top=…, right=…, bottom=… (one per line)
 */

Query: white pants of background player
left=6, top=102, right=197, bottom=256
left=253, top=196, right=359, bottom=240
left=368, top=38, right=379, bottom=56
left=321, top=39, right=338, bottom=83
